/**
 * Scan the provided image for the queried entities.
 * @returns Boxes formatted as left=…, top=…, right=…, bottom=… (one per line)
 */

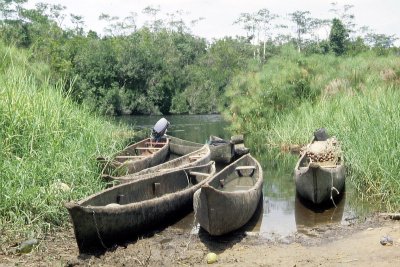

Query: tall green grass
left=225, top=45, right=400, bottom=210
left=0, top=44, right=129, bottom=244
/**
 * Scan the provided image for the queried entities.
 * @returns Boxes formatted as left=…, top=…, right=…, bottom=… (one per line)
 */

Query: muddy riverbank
left=1, top=214, right=399, bottom=266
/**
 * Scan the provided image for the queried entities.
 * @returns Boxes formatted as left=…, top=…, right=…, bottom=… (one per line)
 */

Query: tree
left=257, top=8, right=278, bottom=61
left=48, top=4, right=66, bottom=27
left=288, top=11, right=317, bottom=52
left=142, top=5, right=163, bottom=32
left=365, top=33, right=398, bottom=55
left=329, top=18, right=348, bottom=55
left=234, top=9, right=279, bottom=61
left=329, top=2, right=355, bottom=37
left=99, top=12, right=137, bottom=37
left=70, top=13, right=84, bottom=35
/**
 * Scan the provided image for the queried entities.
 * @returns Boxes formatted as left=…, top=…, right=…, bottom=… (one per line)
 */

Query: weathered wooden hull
left=193, top=154, right=263, bottom=236
left=99, top=138, right=169, bottom=176
left=169, top=135, right=233, bottom=164
left=294, top=140, right=345, bottom=205
left=208, top=135, right=234, bottom=164
left=65, top=162, right=216, bottom=253
left=103, top=145, right=211, bottom=184
left=168, top=135, right=203, bottom=155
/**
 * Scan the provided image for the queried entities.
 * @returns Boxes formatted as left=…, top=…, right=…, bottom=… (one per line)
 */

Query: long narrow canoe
left=193, top=154, right=263, bottom=236
left=294, top=130, right=345, bottom=204
left=65, top=162, right=216, bottom=253
left=169, top=135, right=233, bottom=163
left=168, top=135, right=203, bottom=155
left=103, top=144, right=211, bottom=184
left=98, top=137, right=169, bottom=176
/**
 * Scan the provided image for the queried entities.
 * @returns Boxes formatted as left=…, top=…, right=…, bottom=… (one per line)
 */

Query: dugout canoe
left=294, top=129, right=345, bottom=205
left=193, top=154, right=263, bottom=236
left=65, top=161, right=216, bottom=253
left=208, top=135, right=234, bottom=163
left=169, top=135, right=234, bottom=163
left=102, top=144, right=211, bottom=184
left=97, top=137, right=169, bottom=176
left=168, top=135, right=203, bottom=155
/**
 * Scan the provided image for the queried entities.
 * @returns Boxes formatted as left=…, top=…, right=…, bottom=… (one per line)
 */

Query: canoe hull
left=294, top=162, right=345, bottom=204
left=169, top=135, right=234, bottom=164
left=209, top=135, right=234, bottom=164
left=112, top=138, right=170, bottom=176
left=168, top=136, right=203, bottom=155
left=66, top=162, right=216, bottom=253
left=105, top=145, right=211, bottom=184
left=194, top=154, right=263, bottom=236
left=294, top=131, right=345, bottom=205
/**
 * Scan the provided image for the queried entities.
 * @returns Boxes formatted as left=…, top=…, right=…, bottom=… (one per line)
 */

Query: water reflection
left=295, top=192, right=345, bottom=235
left=113, top=115, right=372, bottom=240
left=259, top=197, right=296, bottom=237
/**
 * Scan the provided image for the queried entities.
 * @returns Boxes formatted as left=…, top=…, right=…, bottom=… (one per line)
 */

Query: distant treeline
left=0, top=1, right=398, bottom=115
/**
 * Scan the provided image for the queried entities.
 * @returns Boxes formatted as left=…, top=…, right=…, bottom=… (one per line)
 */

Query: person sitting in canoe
left=151, top=117, right=170, bottom=141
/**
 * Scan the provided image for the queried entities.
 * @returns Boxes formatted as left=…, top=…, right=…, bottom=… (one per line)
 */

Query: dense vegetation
left=0, top=1, right=254, bottom=115
left=224, top=46, right=400, bottom=209
left=0, top=44, right=130, bottom=244
left=1, top=1, right=396, bottom=115
left=1, top=0, right=400, bottom=244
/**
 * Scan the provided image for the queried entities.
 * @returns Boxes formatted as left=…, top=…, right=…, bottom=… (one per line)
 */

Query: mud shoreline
left=1, top=214, right=399, bottom=266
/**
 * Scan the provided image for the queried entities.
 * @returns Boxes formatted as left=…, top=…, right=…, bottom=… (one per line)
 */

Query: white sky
left=27, top=0, right=399, bottom=43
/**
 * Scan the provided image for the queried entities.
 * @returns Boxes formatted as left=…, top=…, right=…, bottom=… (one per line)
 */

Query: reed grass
left=0, top=44, right=130, bottom=245
left=225, top=46, right=400, bottom=210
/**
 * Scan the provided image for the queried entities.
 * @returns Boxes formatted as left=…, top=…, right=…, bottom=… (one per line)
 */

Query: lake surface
left=115, top=114, right=373, bottom=239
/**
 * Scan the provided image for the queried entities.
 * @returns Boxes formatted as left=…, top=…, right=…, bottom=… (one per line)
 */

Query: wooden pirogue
left=97, top=137, right=169, bottom=176
left=168, top=135, right=234, bottom=163
left=65, top=161, right=216, bottom=253
left=294, top=128, right=345, bottom=204
left=102, top=144, right=211, bottom=184
left=193, top=154, right=263, bottom=236
left=168, top=135, right=203, bottom=155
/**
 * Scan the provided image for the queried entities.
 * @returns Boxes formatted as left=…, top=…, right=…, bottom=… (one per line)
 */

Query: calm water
left=115, top=114, right=373, bottom=239
left=114, top=114, right=230, bottom=144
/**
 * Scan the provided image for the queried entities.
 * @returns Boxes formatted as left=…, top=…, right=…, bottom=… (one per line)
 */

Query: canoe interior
left=131, top=145, right=210, bottom=177
left=109, top=137, right=170, bottom=176
left=168, top=136, right=203, bottom=155
left=106, top=145, right=211, bottom=183
left=194, top=154, right=263, bottom=236
left=81, top=163, right=214, bottom=207
left=169, top=135, right=233, bottom=163
left=114, top=138, right=168, bottom=164
left=208, top=156, right=260, bottom=192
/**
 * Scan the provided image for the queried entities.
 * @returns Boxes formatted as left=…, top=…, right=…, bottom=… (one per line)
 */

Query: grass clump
left=225, top=45, right=400, bottom=210
left=0, top=44, right=130, bottom=245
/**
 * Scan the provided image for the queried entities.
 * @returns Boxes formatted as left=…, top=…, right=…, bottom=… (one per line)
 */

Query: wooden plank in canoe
left=135, top=147, right=162, bottom=150
left=235, top=166, right=256, bottom=170
left=145, top=142, right=168, bottom=145
left=235, top=165, right=256, bottom=177
left=115, top=155, right=147, bottom=159
left=189, top=171, right=210, bottom=177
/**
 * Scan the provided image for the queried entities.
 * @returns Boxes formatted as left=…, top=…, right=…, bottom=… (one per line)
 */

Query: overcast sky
left=28, top=0, right=399, bottom=42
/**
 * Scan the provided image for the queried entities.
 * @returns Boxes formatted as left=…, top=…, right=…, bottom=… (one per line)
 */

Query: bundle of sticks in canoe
left=302, top=137, right=342, bottom=166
